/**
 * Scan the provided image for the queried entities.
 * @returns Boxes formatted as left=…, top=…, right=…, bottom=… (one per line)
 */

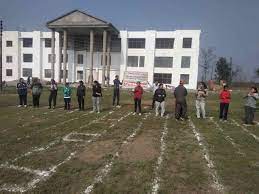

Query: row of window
left=5, top=69, right=189, bottom=85
left=5, top=37, right=192, bottom=50
left=128, top=38, right=192, bottom=49
left=127, top=56, right=191, bottom=68
left=153, top=73, right=190, bottom=84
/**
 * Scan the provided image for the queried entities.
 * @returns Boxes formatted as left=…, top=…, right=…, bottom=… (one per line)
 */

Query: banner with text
left=123, top=71, right=149, bottom=89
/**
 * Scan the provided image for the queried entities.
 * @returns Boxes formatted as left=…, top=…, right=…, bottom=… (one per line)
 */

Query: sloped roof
left=46, top=10, right=119, bottom=34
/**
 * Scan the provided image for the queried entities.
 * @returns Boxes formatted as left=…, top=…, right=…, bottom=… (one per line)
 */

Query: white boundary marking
left=0, top=152, right=76, bottom=193
left=63, top=132, right=101, bottom=142
left=82, top=113, right=150, bottom=194
left=189, top=119, right=224, bottom=192
left=151, top=115, right=169, bottom=194
left=231, top=119, right=259, bottom=142
left=209, top=117, right=245, bottom=156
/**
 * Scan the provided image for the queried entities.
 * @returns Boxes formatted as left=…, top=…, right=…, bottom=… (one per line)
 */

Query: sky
left=1, top=0, right=259, bottom=81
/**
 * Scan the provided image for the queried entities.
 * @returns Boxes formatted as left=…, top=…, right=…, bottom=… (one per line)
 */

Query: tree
left=256, top=68, right=259, bottom=77
left=200, top=47, right=217, bottom=81
left=214, top=57, right=232, bottom=84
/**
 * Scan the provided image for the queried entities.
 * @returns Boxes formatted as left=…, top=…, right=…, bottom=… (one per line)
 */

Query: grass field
left=0, top=86, right=259, bottom=194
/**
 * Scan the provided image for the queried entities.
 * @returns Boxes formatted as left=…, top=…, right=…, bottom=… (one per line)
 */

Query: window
left=154, top=57, right=173, bottom=68
left=153, top=73, right=172, bottom=84
left=60, top=70, right=68, bottom=79
left=6, top=41, right=13, bottom=47
left=183, top=38, right=192, bottom=48
left=44, top=69, right=52, bottom=78
left=155, top=38, right=174, bottom=49
left=23, top=38, right=33, bottom=47
left=45, top=38, right=51, bottom=48
left=77, top=70, right=83, bottom=80
left=180, top=74, right=190, bottom=84
left=77, top=54, right=84, bottom=64
left=181, top=56, right=191, bottom=68
left=128, top=38, right=145, bottom=49
left=23, top=54, right=33, bottom=62
left=139, top=56, right=145, bottom=67
left=6, top=56, right=12, bottom=63
left=22, top=68, right=32, bottom=77
left=61, top=54, right=68, bottom=63
left=6, top=69, right=12, bottom=76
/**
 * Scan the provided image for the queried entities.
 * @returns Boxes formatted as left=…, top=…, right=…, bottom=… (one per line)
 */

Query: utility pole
left=0, top=20, right=3, bottom=92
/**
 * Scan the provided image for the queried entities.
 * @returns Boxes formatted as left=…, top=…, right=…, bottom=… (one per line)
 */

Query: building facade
left=2, top=29, right=200, bottom=89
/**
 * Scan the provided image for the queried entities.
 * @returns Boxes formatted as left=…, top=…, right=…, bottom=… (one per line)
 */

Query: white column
left=89, top=29, right=94, bottom=85
left=102, top=30, right=107, bottom=86
left=51, top=29, right=55, bottom=79
left=63, top=30, right=67, bottom=84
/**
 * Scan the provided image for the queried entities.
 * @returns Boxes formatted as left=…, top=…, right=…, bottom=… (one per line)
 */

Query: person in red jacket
left=133, top=81, right=144, bottom=115
left=219, top=85, right=231, bottom=121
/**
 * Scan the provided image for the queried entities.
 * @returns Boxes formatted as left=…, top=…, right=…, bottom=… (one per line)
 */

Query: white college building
left=2, top=10, right=200, bottom=89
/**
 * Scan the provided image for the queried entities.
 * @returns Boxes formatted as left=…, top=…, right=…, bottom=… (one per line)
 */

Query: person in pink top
left=219, top=85, right=231, bottom=121
left=133, top=81, right=144, bottom=115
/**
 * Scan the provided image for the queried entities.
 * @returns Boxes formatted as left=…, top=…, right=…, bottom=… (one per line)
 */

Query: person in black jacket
left=174, top=80, right=188, bottom=120
left=92, top=81, right=102, bottom=113
left=154, top=83, right=166, bottom=117
left=113, top=75, right=123, bottom=107
left=48, top=79, right=58, bottom=109
left=31, top=78, right=43, bottom=108
left=77, top=81, right=86, bottom=111
left=17, top=78, right=28, bottom=107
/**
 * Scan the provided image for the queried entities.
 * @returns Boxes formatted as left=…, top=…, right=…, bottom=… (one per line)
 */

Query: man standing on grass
left=133, top=81, right=144, bottom=115
left=113, top=75, right=123, bottom=107
left=48, top=79, right=58, bottom=109
left=17, top=78, right=28, bottom=107
left=174, top=80, right=188, bottom=120
left=154, top=83, right=166, bottom=117
left=77, top=80, right=86, bottom=111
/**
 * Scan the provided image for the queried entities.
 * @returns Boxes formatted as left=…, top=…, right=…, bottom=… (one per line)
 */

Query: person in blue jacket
left=17, top=78, right=28, bottom=107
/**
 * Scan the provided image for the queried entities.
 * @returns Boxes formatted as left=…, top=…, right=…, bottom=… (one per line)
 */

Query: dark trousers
left=78, top=96, right=85, bottom=110
left=134, top=98, right=142, bottom=113
left=175, top=100, right=187, bottom=119
left=19, top=95, right=27, bottom=106
left=32, top=95, right=40, bottom=107
left=219, top=103, right=229, bottom=120
left=113, top=89, right=120, bottom=106
left=64, top=98, right=71, bottom=110
left=244, top=106, right=255, bottom=124
left=152, top=95, right=156, bottom=109
left=49, top=91, right=57, bottom=108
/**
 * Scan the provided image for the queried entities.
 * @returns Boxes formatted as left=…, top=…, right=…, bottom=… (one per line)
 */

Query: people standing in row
left=133, top=81, right=144, bottom=115
left=77, top=81, right=86, bottom=111
left=154, top=83, right=166, bottom=117
left=31, top=78, right=43, bottom=108
left=92, top=80, right=102, bottom=113
left=195, top=82, right=208, bottom=119
left=113, top=75, right=123, bottom=107
left=148, top=81, right=159, bottom=110
left=174, top=80, right=188, bottom=120
left=219, top=85, right=231, bottom=121
left=48, top=79, right=58, bottom=109
left=63, top=83, right=72, bottom=110
left=243, top=86, right=259, bottom=125
left=17, top=78, right=28, bottom=107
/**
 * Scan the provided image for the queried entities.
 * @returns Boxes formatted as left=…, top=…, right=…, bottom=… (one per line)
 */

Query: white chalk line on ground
left=82, top=112, right=151, bottom=194
left=209, top=117, right=245, bottom=156
left=63, top=132, right=101, bottom=142
left=189, top=119, right=224, bottom=192
left=0, top=152, right=76, bottom=193
left=151, top=115, right=169, bottom=194
left=0, top=110, right=129, bottom=193
left=231, top=119, right=259, bottom=142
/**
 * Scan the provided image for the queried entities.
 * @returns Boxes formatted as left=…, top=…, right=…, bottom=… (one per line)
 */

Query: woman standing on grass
left=77, top=81, right=86, bottom=111
left=195, top=82, right=208, bottom=119
left=243, top=86, right=259, bottom=125
left=31, top=78, right=43, bottom=108
left=48, top=79, right=58, bottom=109
left=92, top=81, right=102, bottom=113
left=133, top=81, right=144, bottom=115
left=219, top=85, right=231, bottom=121
left=17, top=78, right=28, bottom=107
left=63, top=83, right=72, bottom=110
